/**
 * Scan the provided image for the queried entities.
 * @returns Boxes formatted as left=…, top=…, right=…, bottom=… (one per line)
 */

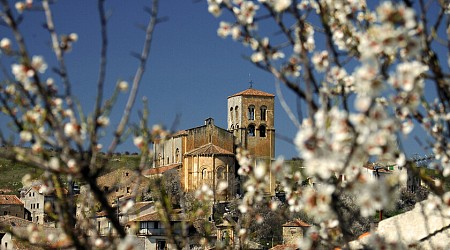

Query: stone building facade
left=228, top=88, right=276, bottom=195
left=20, top=185, right=48, bottom=224
left=0, top=195, right=24, bottom=219
left=151, top=87, right=276, bottom=200
left=282, top=219, right=310, bottom=245
left=19, top=184, right=67, bottom=225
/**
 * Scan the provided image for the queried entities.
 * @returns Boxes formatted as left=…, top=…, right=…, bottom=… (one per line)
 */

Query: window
left=175, top=148, right=180, bottom=162
left=104, top=186, right=109, bottom=192
left=230, top=124, right=234, bottom=130
left=248, top=105, right=255, bottom=120
left=216, top=166, right=225, bottom=179
left=158, top=153, right=163, bottom=166
left=4, top=211, right=7, bottom=215
left=260, top=106, right=267, bottom=121
left=248, top=125, right=255, bottom=136
left=127, top=187, right=131, bottom=193
left=230, top=107, right=233, bottom=121
left=235, top=106, right=238, bottom=121
left=154, top=221, right=159, bottom=229
left=202, top=169, right=208, bottom=179
left=259, top=125, right=266, bottom=137
left=36, top=216, right=39, bottom=222
left=167, top=157, right=169, bottom=164
left=157, top=240, right=166, bottom=250
left=140, top=221, right=148, bottom=229
left=125, top=172, right=129, bottom=177
left=37, top=203, right=39, bottom=209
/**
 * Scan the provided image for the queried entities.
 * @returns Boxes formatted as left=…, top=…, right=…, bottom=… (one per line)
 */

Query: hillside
left=0, top=150, right=142, bottom=195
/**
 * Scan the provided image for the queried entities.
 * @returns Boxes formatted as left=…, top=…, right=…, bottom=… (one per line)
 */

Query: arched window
left=259, top=125, right=266, bottom=137
left=216, top=166, right=225, bottom=179
left=158, top=153, right=162, bottom=166
left=248, top=124, right=255, bottom=136
left=230, top=107, right=233, bottom=121
left=248, top=105, right=255, bottom=120
left=235, top=106, right=239, bottom=121
left=175, top=148, right=180, bottom=162
left=202, top=168, right=208, bottom=179
left=260, top=106, right=267, bottom=121
left=231, top=124, right=234, bottom=130
left=167, top=157, right=169, bottom=164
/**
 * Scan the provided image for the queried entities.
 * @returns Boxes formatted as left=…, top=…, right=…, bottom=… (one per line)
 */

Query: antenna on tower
left=248, top=74, right=253, bottom=89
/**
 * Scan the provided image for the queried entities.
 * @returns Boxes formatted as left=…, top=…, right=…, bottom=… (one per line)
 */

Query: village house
left=127, top=208, right=199, bottom=250
left=94, top=167, right=150, bottom=205
left=0, top=215, right=69, bottom=249
left=95, top=201, right=155, bottom=236
left=281, top=219, right=310, bottom=245
left=20, top=185, right=58, bottom=225
left=0, top=195, right=26, bottom=220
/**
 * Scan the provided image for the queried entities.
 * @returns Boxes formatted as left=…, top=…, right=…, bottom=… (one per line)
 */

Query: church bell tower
left=227, top=86, right=275, bottom=195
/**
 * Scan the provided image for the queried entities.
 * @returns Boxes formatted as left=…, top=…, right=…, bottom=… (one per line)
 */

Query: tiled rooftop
left=228, top=88, right=275, bottom=98
left=0, top=195, right=23, bottom=205
left=282, top=219, right=311, bottom=227
left=142, top=163, right=181, bottom=176
left=0, top=215, right=32, bottom=228
left=129, top=209, right=184, bottom=223
left=185, top=143, right=234, bottom=156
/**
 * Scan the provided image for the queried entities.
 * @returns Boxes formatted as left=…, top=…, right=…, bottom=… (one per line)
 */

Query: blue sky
left=2, top=0, right=445, bottom=159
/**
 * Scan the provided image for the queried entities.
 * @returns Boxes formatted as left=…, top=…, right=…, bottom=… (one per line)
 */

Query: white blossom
left=118, top=80, right=129, bottom=92
left=20, top=131, right=32, bottom=142
left=31, top=55, right=48, bottom=74
left=0, top=38, right=11, bottom=50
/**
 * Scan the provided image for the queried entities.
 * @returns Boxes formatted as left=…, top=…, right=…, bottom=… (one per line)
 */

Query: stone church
left=149, top=87, right=275, bottom=201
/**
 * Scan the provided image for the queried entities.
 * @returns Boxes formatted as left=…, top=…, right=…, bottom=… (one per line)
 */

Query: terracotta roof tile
left=129, top=209, right=184, bottom=223
left=185, top=143, right=234, bottom=156
left=0, top=195, right=23, bottom=205
left=25, top=184, right=68, bottom=196
left=282, top=219, right=310, bottom=227
left=228, top=88, right=275, bottom=98
left=142, top=164, right=181, bottom=176
left=0, top=215, right=33, bottom=228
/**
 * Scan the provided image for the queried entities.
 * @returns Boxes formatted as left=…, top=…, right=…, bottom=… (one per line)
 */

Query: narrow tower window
left=259, top=125, right=266, bottom=137
left=230, top=107, right=233, bottom=121
left=248, top=124, right=255, bottom=136
left=248, top=105, right=255, bottom=120
left=175, top=148, right=180, bottom=162
left=260, top=106, right=267, bottom=121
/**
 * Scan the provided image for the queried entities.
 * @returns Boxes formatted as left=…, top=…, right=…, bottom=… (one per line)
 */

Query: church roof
left=228, top=88, right=275, bottom=98
left=185, top=143, right=234, bottom=156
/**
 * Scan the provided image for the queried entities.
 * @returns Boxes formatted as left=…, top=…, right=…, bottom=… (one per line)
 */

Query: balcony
left=137, top=228, right=166, bottom=236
